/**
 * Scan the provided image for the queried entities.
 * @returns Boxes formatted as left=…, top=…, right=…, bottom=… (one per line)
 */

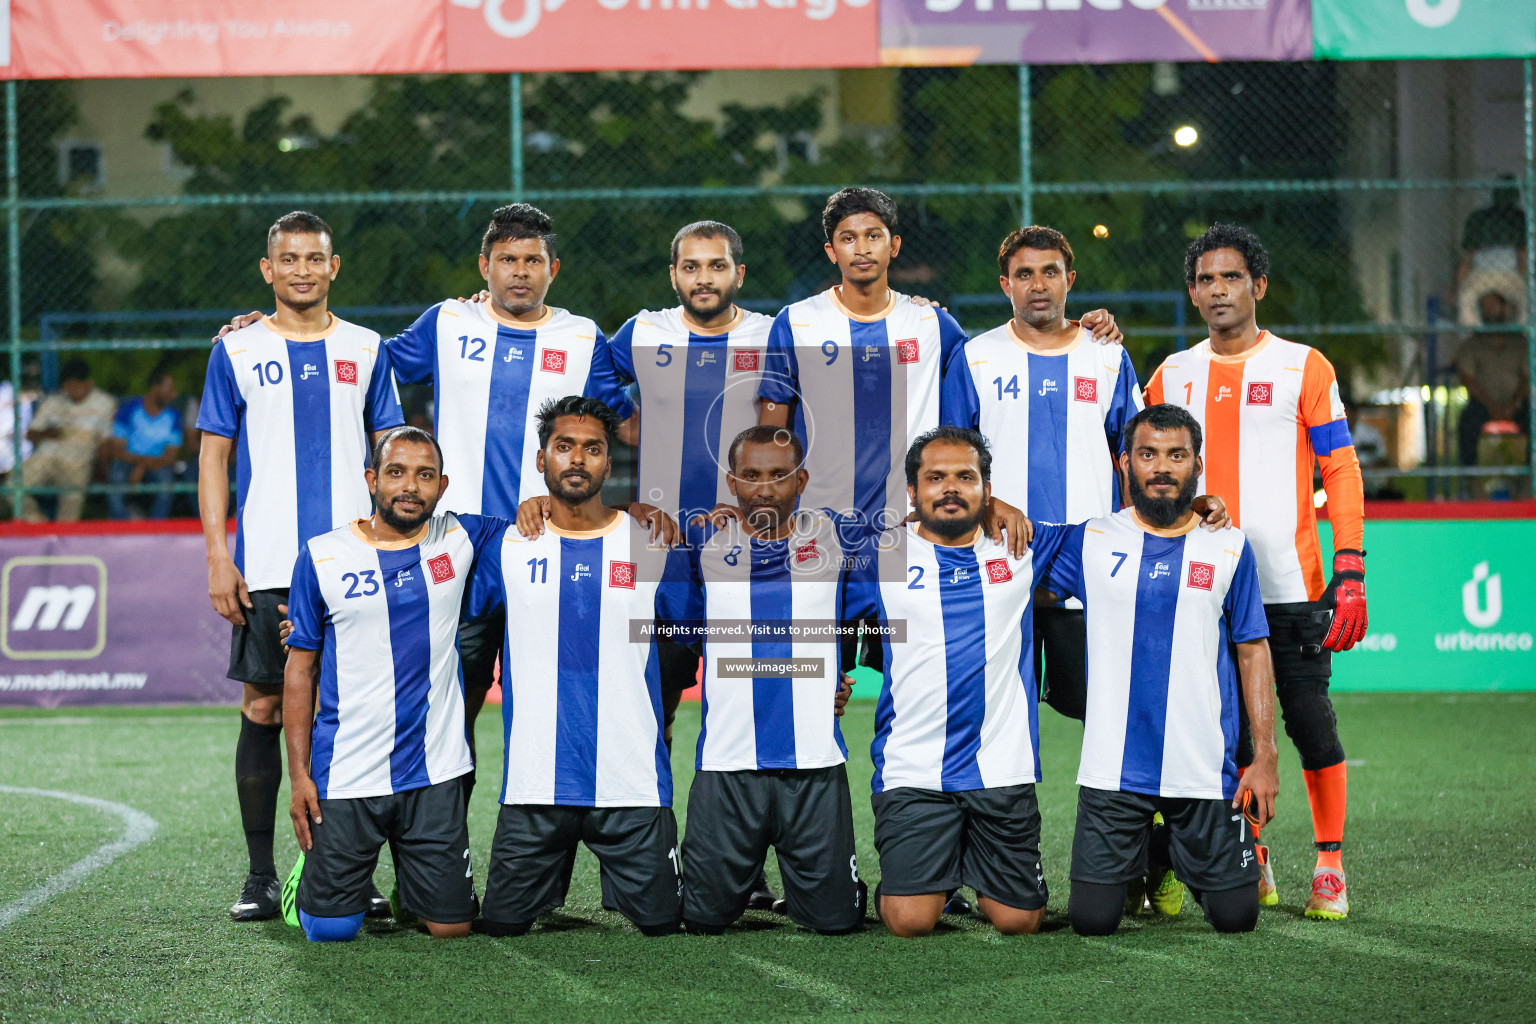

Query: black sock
left=235, top=714, right=283, bottom=878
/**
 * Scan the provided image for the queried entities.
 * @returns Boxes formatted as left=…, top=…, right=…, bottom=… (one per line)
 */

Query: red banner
left=444, top=0, right=878, bottom=73
left=4, top=0, right=445, bottom=79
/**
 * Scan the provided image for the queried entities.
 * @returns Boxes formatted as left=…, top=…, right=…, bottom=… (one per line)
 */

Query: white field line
left=0, top=785, right=158, bottom=929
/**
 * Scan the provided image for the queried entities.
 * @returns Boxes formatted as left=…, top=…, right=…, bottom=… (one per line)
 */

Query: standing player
left=942, top=225, right=1144, bottom=723
left=679, top=426, right=866, bottom=935
left=283, top=426, right=504, bottom=941
left=198, top=211, right=404, bottom=921
left=843, top=427, right=1073, bottom=938
left=1145, top=224, right=1367, bottom=920
left=1046, top=404, right=1280, bottom=936
left=467, top=397, right=687, bottom=937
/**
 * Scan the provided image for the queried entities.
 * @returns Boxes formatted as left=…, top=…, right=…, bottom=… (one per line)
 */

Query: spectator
left=108, top=363, right=183, bottom=520
left=1455, top=176, right=1527, bottom=326
left=19, top=358, right=115, bottom=522
left=1455, top=291, right=1530, bottom=468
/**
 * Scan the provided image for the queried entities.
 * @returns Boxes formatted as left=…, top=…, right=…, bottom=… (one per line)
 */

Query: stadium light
left=1173, top=125, right=1199, bottom=148
left=1093, top=224, right=1109, bottom=238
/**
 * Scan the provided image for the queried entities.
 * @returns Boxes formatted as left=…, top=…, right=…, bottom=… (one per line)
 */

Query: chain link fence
left=4, top=59, right=1534, bottom=518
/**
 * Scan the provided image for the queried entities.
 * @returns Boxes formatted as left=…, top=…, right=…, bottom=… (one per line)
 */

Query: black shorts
left=298, top=777, right=476, bottom=923
left=657, top=638, right=701, bottom=701
left=457, top=608, right=505, bottom=705
left=1034, top=603, right=1086, bottom=722
left=483, top=804, right=682, bottom=931
left=871, top=784, right=1047, bottom=911
left=838, top=614, right=885, bottom=674
left=682, top=764, right=864, bottom=934
left=1265, top=601, right=1333, bottom=687
left=1070, top=786, right=1258, bottom=893
left=227, top=588, right=289, bottom=687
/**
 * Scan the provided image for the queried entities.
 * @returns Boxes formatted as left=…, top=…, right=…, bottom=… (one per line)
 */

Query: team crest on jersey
left=427, top=553, right=455, bottom=584
left=334, top=359, right=358, bottom=385
left=795, top=540, right=819, bottom=564
left=1187, top=561, right=1215, bottom=591
left=895, top=338, right=920, bottom=364
left=1246, top=381, right=1273, bottom=406
left=609, top=560, right=637, bottom=589
left=985, top=559, right=1013, bottom=584
left=1073, top=376, right=1098, bottom=403
left=733, top=350, right=760, bottom=374
left=541, top=349, right=567, bottom=374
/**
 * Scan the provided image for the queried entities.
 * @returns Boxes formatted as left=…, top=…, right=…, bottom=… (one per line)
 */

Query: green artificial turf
left=1, top=693, right=1532, bottom=1023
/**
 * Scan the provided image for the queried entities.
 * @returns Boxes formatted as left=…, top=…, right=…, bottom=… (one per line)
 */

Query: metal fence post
left=1018, top=64, right=1032, bottom=228
left=6, top=81, right=21, bottom=519
left=511, top=73, right=525, bottom=203
left=1524, top=59, right=1535, bottom=483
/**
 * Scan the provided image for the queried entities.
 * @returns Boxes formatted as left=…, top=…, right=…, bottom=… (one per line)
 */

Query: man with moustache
left=281, top=426, right=505, bottom=942
left=1042, top=404, right=1279, bottom=936
left=467, top=397, right=689, bottom=937
left=678, top=426, right=867, bottom=935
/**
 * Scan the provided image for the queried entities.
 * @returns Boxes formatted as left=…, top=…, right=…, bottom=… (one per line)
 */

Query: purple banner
left=879, top=0, right=1313, bottom=66
left=1, top=531, right=236, bottom=707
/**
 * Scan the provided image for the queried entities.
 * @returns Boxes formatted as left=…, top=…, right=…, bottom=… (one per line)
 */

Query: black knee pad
left=1201, top=886, right=1259, bottom=933
left=1275, top=677, right=1345, bottom=770
left=482, top=918, right=533, bottom=938
left=1068, top=881, right=1125, bottom=937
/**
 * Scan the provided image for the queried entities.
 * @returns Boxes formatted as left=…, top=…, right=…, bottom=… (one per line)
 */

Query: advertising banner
left=1313, top=0, right=1536, bottom=60
left=1320, top=520, right=1535, bottom=692
left=3, top=0, right=445, bottom=79
left=0, top=532, right=232, bottom=707
left=444, top=0, right=880, bottom=73
left=879, top=0, right=1313, bottom=67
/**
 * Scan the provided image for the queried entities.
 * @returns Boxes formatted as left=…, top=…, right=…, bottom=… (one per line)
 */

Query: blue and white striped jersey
left=1045, top=511, right=1269, bottom=801
left=759, top=289, right=968, bottom=527
left=387, top=300, right=633, bottom=518
left=609, top=305, right=770, bottom=521
left=467, top=512, right=691, bottom=808
left=685, top=508, right=854, bottom=772
left=286, top=512, right=507, bottom=800
left=844, top=522, right=1072, bottom=795
left=198, top=315, right=404, bottom=591
left=941, top=324, right=1142, bottom=525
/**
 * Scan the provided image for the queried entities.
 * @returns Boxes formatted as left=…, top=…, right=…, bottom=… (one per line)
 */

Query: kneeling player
left=283, top=426, right=504, bottom=941
left=468, top=397, right=687, bottom=937
left=679, top=426, right=866, bottom=935
left=1044, top=404, right=1280, bottom=936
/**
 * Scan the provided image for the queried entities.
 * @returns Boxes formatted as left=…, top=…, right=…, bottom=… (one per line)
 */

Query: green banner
left=1321, top=519, right=1535, bottom=691
left=1314, top=0, right=1536, bottom=59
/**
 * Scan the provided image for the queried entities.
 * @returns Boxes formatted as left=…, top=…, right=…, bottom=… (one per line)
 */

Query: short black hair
left=147, top=358, right=177, bottom=388
left=535, top=395, right=621, bottom=451
left=267, top=210, right=332, bottom=252
left=1184, top=223, right=1269, bottom=287
left=1120, top=403, right=1203, bottom=458
left=61, top=358, right=92, bottom=383
left=727, top=425, right=804, bottom=473
left=905, top=426, right=992, bottom=488
left=371, top=425, right=444, bottom=472
left=821, top=187, right=899, bottom=244
left=671, top=220, right=743, bottom=266
left=998, top=225, right=1074, bottom=276
left=482, top=203, right=557, bottom=260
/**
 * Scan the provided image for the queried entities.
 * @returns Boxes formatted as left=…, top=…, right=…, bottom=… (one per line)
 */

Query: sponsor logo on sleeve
left=427, top=553, right=455, bottom=584
left=1246, top=381, right=1273, bottom=406
left=985, top=558, right=1013, bottom=584
left=1073, top=376, right=1098, bottom=403
left=895, top=338, right=920, bottom=364
left=333, top=359, right=359, bottom=385
left=609, top=560, right=637, bottom=589
left=1187, top=562, right=1215, bottom=591
left=541, top=348, right=567, bottom=374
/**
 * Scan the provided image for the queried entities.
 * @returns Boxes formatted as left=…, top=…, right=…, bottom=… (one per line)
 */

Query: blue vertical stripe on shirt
left=1122, top=536, right=1185, bottom=794
left=554, top=537, right=604, bottom=804
left=483, top=325, right=538, bottom=519
left=382, top=547, right=433, bottom=791
left=935, top=546, right=987, bottom=791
